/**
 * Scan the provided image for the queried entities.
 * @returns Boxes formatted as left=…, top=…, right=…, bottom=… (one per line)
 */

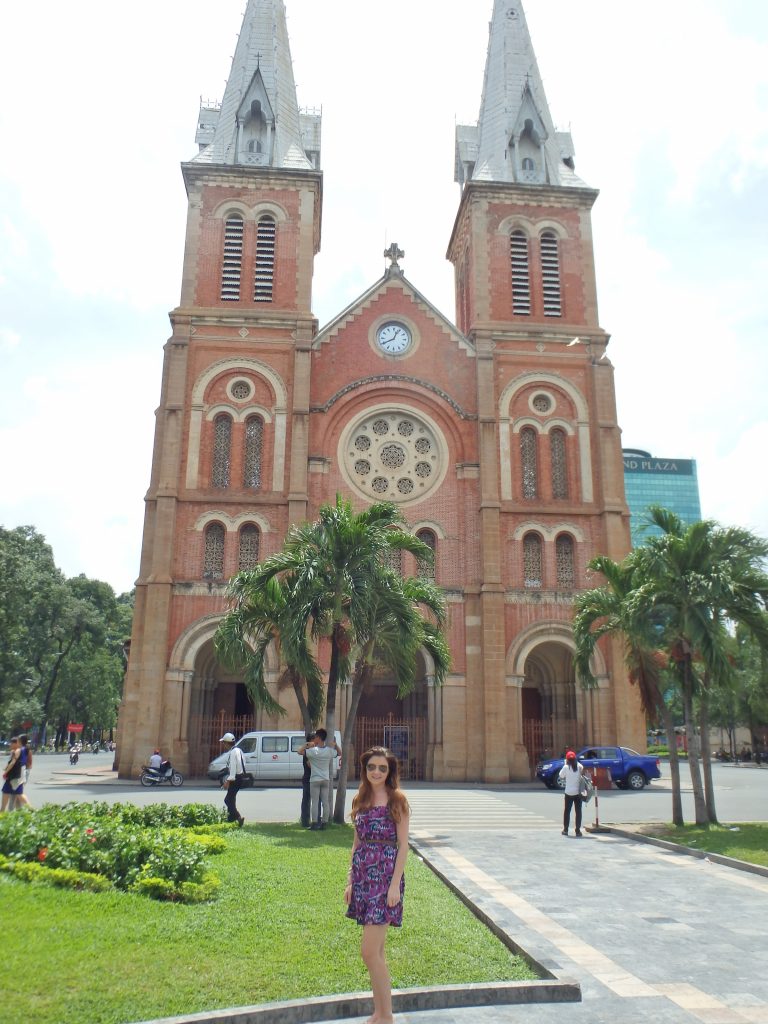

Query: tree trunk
left=681, top=660, right=708, bottom=825
left=661, top=701, right=684, bottom=826
left=333, top=662, right=370, bottom=824
left=324, top=624, right=343, bottom=740
left=699, top=686, right=718, bottom=824
left=288, top=670, right=312, bottom=735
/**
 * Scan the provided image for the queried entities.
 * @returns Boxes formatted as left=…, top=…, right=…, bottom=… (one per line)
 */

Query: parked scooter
left=139, top=760, right=184, bottom=787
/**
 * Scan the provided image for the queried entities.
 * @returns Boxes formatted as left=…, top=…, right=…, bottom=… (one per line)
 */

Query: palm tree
left=333, top=572, right=450, bottom=822
left=573, top=553, right=685, bottom=825
left=215, top=575, right=324, bottom=733
left=637, top=507, right=768, bottom=824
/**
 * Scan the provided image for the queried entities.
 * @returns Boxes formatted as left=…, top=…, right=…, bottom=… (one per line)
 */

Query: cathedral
left=116, top=0, right=645, bottom=782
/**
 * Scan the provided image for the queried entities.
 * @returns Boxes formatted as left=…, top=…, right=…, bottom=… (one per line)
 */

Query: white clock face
left=377, top=322, right=411, bottom=355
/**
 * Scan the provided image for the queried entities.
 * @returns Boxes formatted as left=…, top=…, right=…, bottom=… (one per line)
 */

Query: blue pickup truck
left=536, top=746, right=662, bottom=791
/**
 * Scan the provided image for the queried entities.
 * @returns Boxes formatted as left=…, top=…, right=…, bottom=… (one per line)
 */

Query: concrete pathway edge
left=131, top=980, right=581, bottom=1024
left=604, top=826, right=768, bottom=879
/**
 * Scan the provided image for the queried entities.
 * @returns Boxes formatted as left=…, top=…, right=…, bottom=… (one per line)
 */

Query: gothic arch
left=499, top=372, right=593, bottom=502
left=506, top=620, right=606, bottom=680
left=186, top=358, right=288, bottom=491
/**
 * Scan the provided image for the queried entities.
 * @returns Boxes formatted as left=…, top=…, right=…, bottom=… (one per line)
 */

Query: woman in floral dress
left=344, top=746, right=410, bottom=1024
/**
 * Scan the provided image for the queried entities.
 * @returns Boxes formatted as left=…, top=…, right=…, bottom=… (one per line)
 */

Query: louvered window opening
left=550, top=429, right=568, bottom=499
left=243, top=415, right=264, bottom=489
left=520, top=427, right=538, bottom=500
left=510, top=231, right=531, bottom=315
left=416, top=529, right=437, bottom=580
left=238, top=524, right=261, bottom=572
left=556, top=535, right=575, bottom=589
left=254, top=216, right=276, bottom=302
left=212, top=414, right=232, bottom=489
left=540, top=232, right=562, bottom=317
left=221, top=216, right=244, bottom=301
left=523, top=534, right=542, bottom=589
left=204, top=523, right=225, bottom=579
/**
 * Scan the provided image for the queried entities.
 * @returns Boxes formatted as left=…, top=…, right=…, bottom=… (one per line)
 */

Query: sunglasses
left=366, top=763, right=389, bottom=773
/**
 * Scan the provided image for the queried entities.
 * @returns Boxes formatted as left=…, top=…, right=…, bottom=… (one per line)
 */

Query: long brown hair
left=350, top=746, right=410, bottom=822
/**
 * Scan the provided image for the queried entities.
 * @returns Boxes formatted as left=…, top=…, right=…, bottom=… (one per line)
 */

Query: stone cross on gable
left=384, top=242, right=404, bottom=269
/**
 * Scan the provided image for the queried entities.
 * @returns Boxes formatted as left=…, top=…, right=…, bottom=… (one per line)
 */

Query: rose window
left=342, top=412, right=445, bottom=504
left=231, top=380, right=252, bottom=401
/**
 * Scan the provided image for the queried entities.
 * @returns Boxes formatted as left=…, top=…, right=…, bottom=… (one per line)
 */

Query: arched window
left=212, top=413, right=232, bottom=489
left=243, top=415, right=264, bottom=489
left=382, top=546, right=402, bottom=575
left=254, top=215, right=276, bottom=302
left=523, top=533, right=542, bottom=589
left=510, top=230, right=531, bottom=315
left=521, top=157, right=535, bottom=171
left=550, top=428, right=568, bottom=499
left=416, top=528, right=437, bottom=580
left=556, top=534, right=575, bottom=589
left=540, top=231, right=562, bottom=317
left=520, top=427, right=538, bottom=499
left=203, top=522, right=225, bottom=579
left=220, top=215, right=244, bottom=301
left=238, top=524, right=261, bottom=571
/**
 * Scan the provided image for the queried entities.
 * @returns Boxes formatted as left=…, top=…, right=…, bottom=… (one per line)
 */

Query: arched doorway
left=507, top=622, right=597, bottom=774
left=353, top=651, right=429, bottom=780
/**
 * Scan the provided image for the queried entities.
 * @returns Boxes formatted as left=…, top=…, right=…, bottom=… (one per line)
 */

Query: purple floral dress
left=346, top=804, right=404, bottom=927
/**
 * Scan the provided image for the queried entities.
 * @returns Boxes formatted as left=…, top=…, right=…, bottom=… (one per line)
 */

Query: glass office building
left=622, top=449, right=702, bottom=547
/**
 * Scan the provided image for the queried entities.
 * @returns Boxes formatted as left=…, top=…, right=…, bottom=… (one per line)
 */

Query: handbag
left=580, top=774, right=594, bottom=803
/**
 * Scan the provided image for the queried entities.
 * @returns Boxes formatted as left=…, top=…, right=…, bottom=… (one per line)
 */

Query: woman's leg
left=361, top=923, right=393, bottom=1024
left=563, top=795, right=572, bottom=832
left=575, top=795, right=583, bottom=833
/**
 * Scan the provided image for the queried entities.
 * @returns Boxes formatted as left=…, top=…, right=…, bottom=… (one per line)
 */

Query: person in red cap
left=558, top=750, right=586, bottom=836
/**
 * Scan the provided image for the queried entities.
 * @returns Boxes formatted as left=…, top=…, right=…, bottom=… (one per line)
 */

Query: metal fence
left=522, top=718, right=585, bottom=776
left=354, top=716, right=427, bottom=780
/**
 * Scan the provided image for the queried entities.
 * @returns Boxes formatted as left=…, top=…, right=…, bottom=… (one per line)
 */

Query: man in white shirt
left=220, top=732, right=246, bottom=827
left=298, top=728, right=341, bottom=830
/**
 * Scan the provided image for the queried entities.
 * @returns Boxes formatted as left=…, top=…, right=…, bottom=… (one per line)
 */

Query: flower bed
left=0, top=802, right=228, bottom=901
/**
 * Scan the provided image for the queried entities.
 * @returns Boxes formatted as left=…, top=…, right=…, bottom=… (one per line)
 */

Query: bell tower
left=117, top=0, right=322, bottom=776
left=448, top=0, right=641, bottom=781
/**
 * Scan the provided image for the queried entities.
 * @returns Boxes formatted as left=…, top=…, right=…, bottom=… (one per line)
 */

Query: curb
left=131, top=980, right=581, bottom=1024
left=603, top=826, right=768, bottom=879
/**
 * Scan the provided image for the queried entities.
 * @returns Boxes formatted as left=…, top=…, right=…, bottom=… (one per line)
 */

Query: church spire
left=455, top=0, right=582, bottom=189
left=192, top=0, right=320, bottom=170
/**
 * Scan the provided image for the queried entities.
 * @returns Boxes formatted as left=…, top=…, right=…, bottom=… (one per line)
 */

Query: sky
left=1, top=0, right=767, bottom=595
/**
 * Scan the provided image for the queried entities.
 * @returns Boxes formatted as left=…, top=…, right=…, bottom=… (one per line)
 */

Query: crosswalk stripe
left=405, top=790, right=554, bottom=832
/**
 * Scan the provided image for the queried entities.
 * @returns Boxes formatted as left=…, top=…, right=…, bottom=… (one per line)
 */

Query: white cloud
left=0, top=328, right=21, bottom=352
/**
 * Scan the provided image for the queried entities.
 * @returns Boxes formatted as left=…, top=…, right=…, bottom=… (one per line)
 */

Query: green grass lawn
left=3, top=823, right=536, bottom=1024
left=651, top=822, right=768, bottom=867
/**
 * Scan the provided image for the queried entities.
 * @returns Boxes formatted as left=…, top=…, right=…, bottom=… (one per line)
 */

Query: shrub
left=0, top=803, right=223, bottom=901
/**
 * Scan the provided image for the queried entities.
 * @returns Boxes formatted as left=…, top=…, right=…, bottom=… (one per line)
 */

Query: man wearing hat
left=220, top=732, right=246, bottom=827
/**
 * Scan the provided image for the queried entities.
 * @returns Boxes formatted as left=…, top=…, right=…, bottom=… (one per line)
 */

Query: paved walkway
left=330, top=824, right=768, bottom=1024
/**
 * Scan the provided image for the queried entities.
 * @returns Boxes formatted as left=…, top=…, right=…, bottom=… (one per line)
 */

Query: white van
left=207, top=730, right=341, bottom=783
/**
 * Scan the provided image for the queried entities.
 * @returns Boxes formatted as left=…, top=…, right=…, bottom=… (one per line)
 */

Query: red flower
left=85, top=828, right=94, bottom=835
left=37, top=848, right=48, bottom=862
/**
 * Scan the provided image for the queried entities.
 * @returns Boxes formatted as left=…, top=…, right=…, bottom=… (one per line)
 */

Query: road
left=24, top=752, right=768, bottom=828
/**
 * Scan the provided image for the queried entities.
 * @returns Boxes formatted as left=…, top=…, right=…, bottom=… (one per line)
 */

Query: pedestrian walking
left=559, top=749, right=585, bottom=837
left=344, top=746, right=409, bottom=1024
left=220, top=732, right=245, bottom=827
left=1, top=737, right=25, bottom=812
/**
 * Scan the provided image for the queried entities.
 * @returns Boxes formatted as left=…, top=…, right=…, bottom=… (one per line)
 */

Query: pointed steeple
left=192, top=0, right=320, bottom=170
left=456, top=1, right=582, bottom=189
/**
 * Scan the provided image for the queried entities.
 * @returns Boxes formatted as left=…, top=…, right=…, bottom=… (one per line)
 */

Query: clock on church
left=376, top=321, right=411, bottom=355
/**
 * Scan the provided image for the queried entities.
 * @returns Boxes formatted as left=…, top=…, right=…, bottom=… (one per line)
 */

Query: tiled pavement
left=331, top=819, right=768, bottom=1024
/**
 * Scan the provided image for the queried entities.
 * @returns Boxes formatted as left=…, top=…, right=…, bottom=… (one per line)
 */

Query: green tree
left=238, top=496, right=432, bottom=739
left=215, top=495, right=449, bottom=820
left=215, top=575, right=325, bottom=732
left=573, top=554, right=686, bottom=825
left=332, top=571, right=450, bottom=822
left=637, top=508, right=768, bottom=824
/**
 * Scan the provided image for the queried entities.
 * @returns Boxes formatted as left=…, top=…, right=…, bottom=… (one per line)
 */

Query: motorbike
left=139, top=760, right=184, bottom=787
left=69, top=750, right=79, bottom=765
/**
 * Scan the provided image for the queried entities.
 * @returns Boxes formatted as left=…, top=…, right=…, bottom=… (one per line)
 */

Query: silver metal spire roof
left=191, top=0, right=320, bottom=170
left=456, top=0, right=585, bottom=189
